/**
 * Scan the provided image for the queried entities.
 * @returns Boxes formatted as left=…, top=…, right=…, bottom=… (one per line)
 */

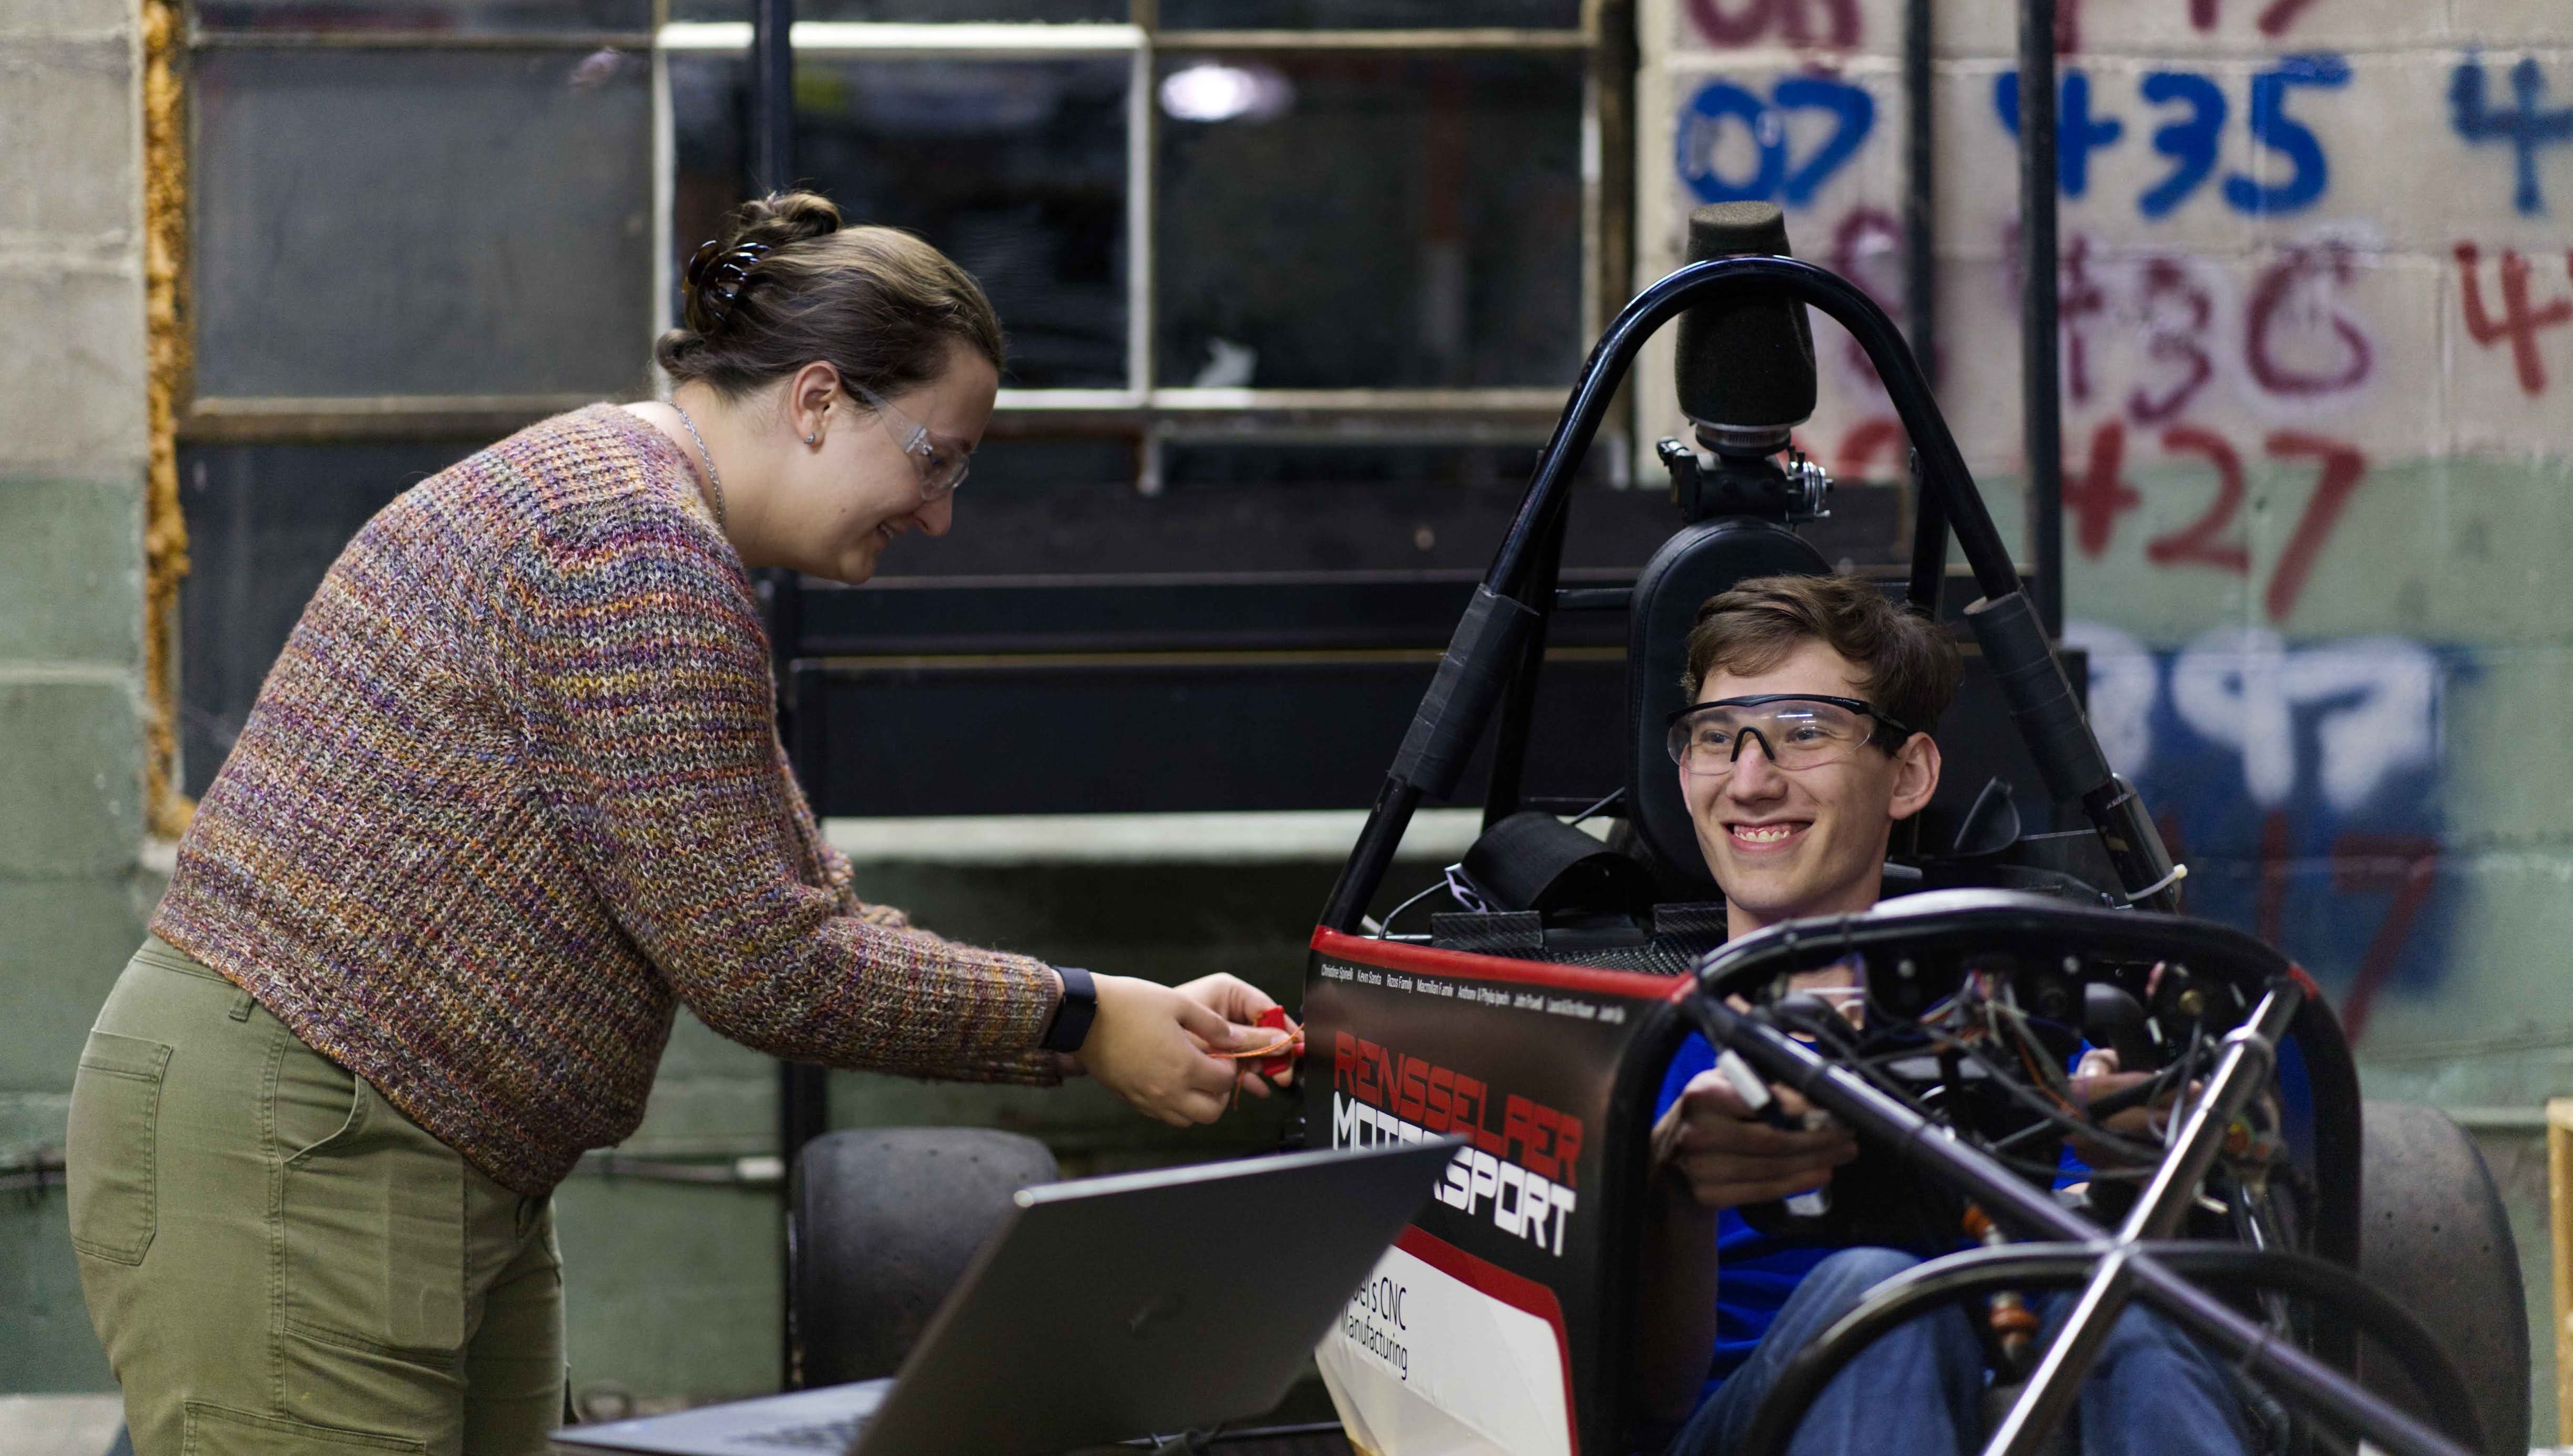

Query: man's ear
left=1890, top=733, right=1941, bottom=821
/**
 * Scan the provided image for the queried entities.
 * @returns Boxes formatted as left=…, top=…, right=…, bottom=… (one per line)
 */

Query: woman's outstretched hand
left=1075, top=974, right=1253, bottom=1126
left=1175, top=973, right=1299, bottom=1101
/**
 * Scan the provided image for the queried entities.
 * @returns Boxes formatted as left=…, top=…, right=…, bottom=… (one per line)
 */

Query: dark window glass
left=1155, top=53, right=1583, bottom=389
left=858, top=439, right=1649, bottom=579
left=178, top=440, right=483, bottom=794
left=671, top=54, right=1130, bottom=389
left=191, top=0, right=648, bottom=32
left=1158, top=0, right=1578, bottom=26
left=193, top=48, right=653, bottom=399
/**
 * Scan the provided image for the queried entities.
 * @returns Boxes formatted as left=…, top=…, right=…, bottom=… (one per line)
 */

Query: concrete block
left=2444, top=643, right=2573, bottom=843
left=618, top=1012, right=773, bottom=1155
left=0, top=262, right=143, bottom=475
left=0, top=477, right=141, bottom=668
left=2453, top=0, right=2573, bottom=48
left=2078, top=0, right=2449, bottom=58
left=0, top=874, right=150, bottom=1113
left=0, top=0, right=138, bottom=38
left=553, top=1179, right=780, bottom=1404
left=0, top=1092, right=73, bottom=1165
left=0, top=38, right=136, bottom=241
left=0, top=676, right=140, bottom=879
left=2411, top=458, right=2573, bottom=642
left=0, top=1396, right=126, bottom=1456
left=0, top=1194, right=115, bottom=1392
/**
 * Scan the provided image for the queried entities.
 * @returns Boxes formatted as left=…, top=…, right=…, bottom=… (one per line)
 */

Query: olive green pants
left=68, top=937, right=565, bottom=1455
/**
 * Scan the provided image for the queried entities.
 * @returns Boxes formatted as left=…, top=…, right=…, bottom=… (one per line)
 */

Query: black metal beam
left=2018, top=0, right=2064, bottom=637
left=750, top=0, right=795, bottom=196
left=747, top=0, right=825, bottom=1393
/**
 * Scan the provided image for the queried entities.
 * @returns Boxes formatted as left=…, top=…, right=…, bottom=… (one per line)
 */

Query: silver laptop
left=553, top=1139, right=1458, bottom=1455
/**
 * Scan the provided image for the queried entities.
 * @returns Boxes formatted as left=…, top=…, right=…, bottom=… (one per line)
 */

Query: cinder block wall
left=13, top=0, right=2573, bottom=1426
left=0, top=0, right=152, bottom=1392
left=1639, top=0, right=2573, bottom=1437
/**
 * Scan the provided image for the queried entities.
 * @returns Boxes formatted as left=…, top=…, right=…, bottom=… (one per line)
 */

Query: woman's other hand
left=1075, top=975, right=1249, bottom=1126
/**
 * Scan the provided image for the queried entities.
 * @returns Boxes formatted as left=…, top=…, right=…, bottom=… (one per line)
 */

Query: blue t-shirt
left=1655, top=1032, right=2110, bottom=1398
left=1653, top=1034, right=1838, bottom=1391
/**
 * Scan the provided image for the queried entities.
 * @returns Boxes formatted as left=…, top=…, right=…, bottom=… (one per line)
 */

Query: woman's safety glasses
left=852, top=384, right=972, bottom=500
left=1666, top=694, right=1917, bottom=777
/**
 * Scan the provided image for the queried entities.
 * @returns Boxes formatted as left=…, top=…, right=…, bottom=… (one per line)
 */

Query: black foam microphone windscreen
left=1673, top=201, right=1817, bottom=452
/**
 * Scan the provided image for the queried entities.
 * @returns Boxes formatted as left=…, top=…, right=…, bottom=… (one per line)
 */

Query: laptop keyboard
left=739, top=1418, right=865, bottom=1450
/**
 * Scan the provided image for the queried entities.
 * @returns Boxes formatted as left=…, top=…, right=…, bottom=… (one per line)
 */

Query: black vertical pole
left=2018, top=0, right=2063, bottom=637
left=1902, top=0, right=1947, bottom=623
left=751, top=0, right=794, bottom=196
left=1481, top=516, right=1565, bottom=830
left=1904, top=0, right=1937, bottom=395
left=750, top=0, right=827, bottom=1393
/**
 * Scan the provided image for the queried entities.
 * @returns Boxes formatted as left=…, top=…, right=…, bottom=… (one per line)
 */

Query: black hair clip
left=683, top=240, right=771, bottom=330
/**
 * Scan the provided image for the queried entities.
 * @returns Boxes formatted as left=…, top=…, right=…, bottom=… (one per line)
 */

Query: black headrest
left=1458, top=811, right=1659, bottom=918
left=1625, top=519, right=1831, bottom=898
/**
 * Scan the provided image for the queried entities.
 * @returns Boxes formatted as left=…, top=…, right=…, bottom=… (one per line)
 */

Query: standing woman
left=67, top=192, right=1278, bottom=1456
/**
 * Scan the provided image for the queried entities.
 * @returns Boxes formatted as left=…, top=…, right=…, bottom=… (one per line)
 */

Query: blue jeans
left=1666, top=1248, right=2251, bottom=1456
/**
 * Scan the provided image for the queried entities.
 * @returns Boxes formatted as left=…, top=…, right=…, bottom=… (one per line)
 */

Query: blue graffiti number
left=1994, top=57, right=2352, bottom=218
left=2139, top=71, right=2226, bottom=219
left=2223, top=54, right=2351, bottom=214
left=2450, top=56, right=2573, bottom=216
left=1994, top=69, right=2126, bottom=198
left=1677, top=75, right=1877, bottom=208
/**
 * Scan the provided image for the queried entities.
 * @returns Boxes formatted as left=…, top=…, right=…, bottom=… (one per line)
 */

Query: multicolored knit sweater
left=154, top=405, right=1063, bottom=1196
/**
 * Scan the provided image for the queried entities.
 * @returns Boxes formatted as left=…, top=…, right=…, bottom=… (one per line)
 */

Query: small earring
left=804, top=431, right=819, bottom=446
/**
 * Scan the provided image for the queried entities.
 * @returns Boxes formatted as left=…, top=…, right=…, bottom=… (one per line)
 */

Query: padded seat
left=1624, top=517, right=1830, bottom=899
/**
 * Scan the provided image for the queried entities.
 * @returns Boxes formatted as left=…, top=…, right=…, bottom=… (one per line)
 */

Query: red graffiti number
left=2064, top=420, right=2143, bottom=558
left=2262, top=432, right=2367, bottom=622
left=2128, top=258, right=2217, bottom=424
left=2455, top=241, right=2573, bottom=396
left=2143, top=425, right=2251, bottom=573
left=2329, top=834, right=2441, bottom=1047
left=2070, top=422, right=2366, bottom=621
left=2188, top=0, right=2323, bottom=36
left=1686, top=0, right=1859, bottom=47
left=2246, top=243, right=2373, bottom=397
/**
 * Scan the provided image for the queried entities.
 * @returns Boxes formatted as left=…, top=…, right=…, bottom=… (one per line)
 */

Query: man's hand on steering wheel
left=1651, top=1071, right=1858, bottom=1211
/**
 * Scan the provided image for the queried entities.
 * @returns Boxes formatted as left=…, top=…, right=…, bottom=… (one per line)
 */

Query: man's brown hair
left=1681, top=573, right=1962, bottom=741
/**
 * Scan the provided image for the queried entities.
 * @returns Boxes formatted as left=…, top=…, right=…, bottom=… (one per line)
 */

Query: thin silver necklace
left=669, top=403, right=727, bottom=529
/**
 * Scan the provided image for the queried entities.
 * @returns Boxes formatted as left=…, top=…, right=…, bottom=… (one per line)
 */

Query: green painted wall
left=0, top=0, right=149, bottom=1398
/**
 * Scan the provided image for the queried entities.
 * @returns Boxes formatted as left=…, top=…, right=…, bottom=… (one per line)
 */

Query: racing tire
left=788, top=1126, right=1059, bottom=1388
left=2355, top=1100, right=2529, bottom=1454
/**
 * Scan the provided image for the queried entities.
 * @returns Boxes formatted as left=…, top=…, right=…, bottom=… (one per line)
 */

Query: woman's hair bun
left=657, top=187, right=1005, bottom=405
left=728, top=190, right=843, bottom=250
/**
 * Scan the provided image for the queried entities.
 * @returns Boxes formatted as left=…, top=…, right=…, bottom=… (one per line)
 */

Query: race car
left=1296, top=204, right=2528, bottom=1456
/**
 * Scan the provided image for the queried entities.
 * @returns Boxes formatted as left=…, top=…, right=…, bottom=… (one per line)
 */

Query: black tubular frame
left=1679, top=896, right=2472, bottom=1456
left=1319, top=255, right=2126, bottom=934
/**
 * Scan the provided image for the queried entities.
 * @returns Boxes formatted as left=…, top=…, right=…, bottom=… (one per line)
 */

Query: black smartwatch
left=1040, top=967, right=1098, bottom=1054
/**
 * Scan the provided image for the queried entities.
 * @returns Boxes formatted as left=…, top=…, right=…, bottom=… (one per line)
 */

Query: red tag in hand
left=1254, top=1005, right=1300, bottom=1080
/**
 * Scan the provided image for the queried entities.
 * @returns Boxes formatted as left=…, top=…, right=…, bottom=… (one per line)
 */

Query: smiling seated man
left=1633, top=575, right=2248, bottom=1456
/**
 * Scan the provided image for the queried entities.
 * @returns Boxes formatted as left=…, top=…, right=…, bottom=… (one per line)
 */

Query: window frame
left=177, top=0, right=1631, bottom=454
